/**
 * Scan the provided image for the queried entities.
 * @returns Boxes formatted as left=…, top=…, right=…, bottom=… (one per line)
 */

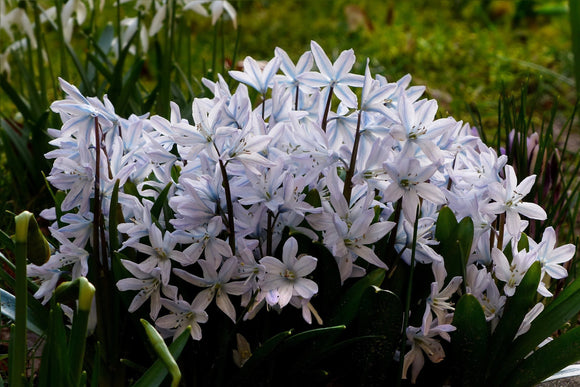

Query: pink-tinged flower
left=486, top=165, right=547, bottom=236
left=403, top=320, right=456, bottom=383
left=156, top=294, right=210, bottom=341
left=259, top=237, right=318, bottom=307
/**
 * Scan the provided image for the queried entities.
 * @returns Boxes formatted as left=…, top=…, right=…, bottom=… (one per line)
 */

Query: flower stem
left=343, top=110, right=362, bottom=204
left=266, top=210, right=279, bottom=256
left=397, top=204, right=420, bottom=386
left=294, top=85, right=299, bottom=111
left=321, top=86, right=334, bottom=132
left=218, top=158, right=236, bottom=253
left=261, top=94, right=266, bottom=120
left=497, top=212, right=505, bottom=251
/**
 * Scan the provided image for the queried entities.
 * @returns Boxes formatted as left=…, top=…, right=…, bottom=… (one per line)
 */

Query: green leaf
left=0, top=229, right=14, bottom=251
left=486, top=261, right=541, bottom=384
left=0, top=75, right=32, bottom=119
left=278, top=325, right=346, bottom=351
left=500, top=278, right=580, bottom=375
left=327, top=268, right=386, bottom=327
left=150, top=182, right=173, bottom=222
left=117, top=58, right=145, bottom=116
left=435, top=207, right=464, bottom=281
left=451, top=294, right=489, bottom=387
left=140, top=319, right=181, bottom=387
left=132, top=326, right=191, bottom=387
left=38, top=301, right=71, bottom=387
left=97, top=23, right=115, bottom=56
left=504, top=326, right=580, bottom=387
left=354, top=286, right=402, bottom=386
left=0, top=119, right=35, bottom=180
left=0, top=288, right=47, bottom=336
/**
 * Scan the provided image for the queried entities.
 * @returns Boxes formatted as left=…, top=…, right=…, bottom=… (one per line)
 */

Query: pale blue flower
left=299, top=41, right=363, bottom=108
left=229, top=56, right=281, bottom=96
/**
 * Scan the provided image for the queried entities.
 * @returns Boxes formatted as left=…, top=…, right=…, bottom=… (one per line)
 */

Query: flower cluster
left=30, top=41, right=575, bottom=382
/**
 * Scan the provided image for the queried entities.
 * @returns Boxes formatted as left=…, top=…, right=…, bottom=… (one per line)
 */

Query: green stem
left=12, top=211, right=32, bottom=387
left=397, top=204, right=420, bottom=386
left=67, top=278, right=95, bottom=387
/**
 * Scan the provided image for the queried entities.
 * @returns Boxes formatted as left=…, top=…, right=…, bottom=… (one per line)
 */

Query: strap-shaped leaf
left=503, top=326, right=580, bottom=387
left=354, top=286, right=402, bottom=386
left=151, top=182, right=173, bottom=223
left=451, top=294, right=489, bottom=387
left=435, top=207, right=473, bottom=286
left=278, top=325, right=346, bottom=351
left=132, top=326, right=191, bottom=387
left=0, top=288, right=47, bottom=337
left=485, top=261, right=541, bottom=384
left=499, top=278, right=580, bottom=375
left=327, top=268, right=386, bottom=327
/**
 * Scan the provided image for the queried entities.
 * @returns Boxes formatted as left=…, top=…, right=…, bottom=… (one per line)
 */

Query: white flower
left=116, top=259, right=178, bottom=320
left=156, top=294, right=210, bottom=341
left=259, top=237, right=318, bottom=307
left=229, top=56, right=281, bottom=96
left=383, top=156, right=446, bottom=223
left=299, top=41, right=364, bottom=109
left=131, top=225, right=192, bottom=285
left=422, top=262, right=462, bottom=333
left=492, top=243, right=536, bottom=297
left=487, top=165, right=547, bottom=236
left=173, top=257, right=248, bottom=322
left=184, top=0, right=237, bottom=28
left=530, top=226, right=575, bottom=297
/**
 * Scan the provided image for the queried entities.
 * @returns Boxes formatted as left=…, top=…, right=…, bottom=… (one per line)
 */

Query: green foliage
left=435, top=207, right=473, bottom=290
left=451, top=294, right=489, bottom=387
